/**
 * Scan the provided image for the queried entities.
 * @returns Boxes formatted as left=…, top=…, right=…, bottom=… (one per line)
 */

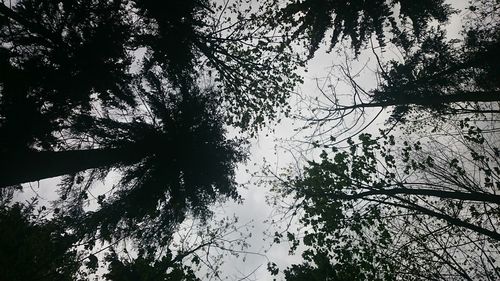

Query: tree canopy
left=273, top=0, right=452, bottom=57
left=1, top=0, right=499, bottom=280
left=0, top=201, right=80, bottom=281
left=266, top=0, right=500, bottom=280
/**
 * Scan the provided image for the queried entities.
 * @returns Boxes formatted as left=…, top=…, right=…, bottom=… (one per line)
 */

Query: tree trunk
left=331, top=187, right=500, bottom=204
left=380, top=91, right=500, bottom=105
left=0, top=146, right=145, bottom=187
left=335, top=91, right=500, bottom=111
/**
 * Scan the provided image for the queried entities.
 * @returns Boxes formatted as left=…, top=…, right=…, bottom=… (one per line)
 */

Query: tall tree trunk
left=0, top=146, right=145, bottom=187
left=378, top=90, right=500, bottom=105
left=335, top=91, right=500, bottom=111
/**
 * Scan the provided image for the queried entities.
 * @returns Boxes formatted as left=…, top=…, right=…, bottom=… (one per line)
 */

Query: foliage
left=0, top=201, right=82, bottom=281
left=272, top=119, right=500, bottom=280
left=0, top=0, right=304, bottom=151
left=265, top=1, right=500, bottom=280
left=0, top=0, right=279, bottom=278
left=0, top=0, right=136, bottom=149
left=103, top=251, right=200, bottom=281
left=301, top=0, right=499, bottom=133
left=0, top=198, right=250, bottom=280
left=274, top=0, right=452, bottom=57
left=284, top=251, right=394, bottom=281
left=54, top=89, right=246, bottom=249
left=373, top=24, right=499, bottom=122
left=2, top=0, right=498, bottom=280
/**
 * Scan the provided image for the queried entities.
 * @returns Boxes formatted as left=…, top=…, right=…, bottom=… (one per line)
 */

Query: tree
left=0, top=0, right=303, bottom=152
left=0, top=87, right=242, bottom=186
left=270, top=118, right=500, bottom=280
left=0, top=78, right=253, bottom=280
left=98, top=213, right=254, bottom=280
left=283, top=250, right=395, bottom=281
left=300, top=3, right=499, bottom=131
left=2, top=87, right=245, bottom=246
left=103, top=252, right=200, bottom=281
left=0, top=0, right=137, bottom=149
left=0, top=0, right=253, bottom=253
left=5, top=0, right=496, bottom=279
left=0, top=201, right=82, bottom=281
left=0, top=0, right=301, bottom=278
left=273, top=0, right=452, bottom=57
left=371, top=26, right=499, bottom=122
left=266, top=1, right=500, bottom=279
left=0, top=190, right=252, bottom=280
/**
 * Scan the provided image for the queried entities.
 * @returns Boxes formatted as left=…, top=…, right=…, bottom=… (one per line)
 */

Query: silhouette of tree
left=371, top=26, right=499, bottom=122
left=0, top=0, right=303, bottom=151
left=300, top=3, right=499, bottom=134
left=4, top=0, right=496, bottom=279
left=269, top=119, right=500, bottom=280
left=103, top=251, right=200, bottom=281
left=283, top=251, right=395, bottom=281
left=266, top=2, right=500, bottom=279
left=1, top=86, right=244, bottom=246
left=273, top=0, right=452, bottom=57
left=129, top=0, right=305, bottom=128
left=98, top=213, right=253, bottom=280
left=1, top=87, right=242, bottom=190
left=0, top=193, right=250, bottom=280
left=0, top=0, right=136, bottom=149
left=0, top=1, right=299, bottom=278
left=0, top=201, right=81, bottom=281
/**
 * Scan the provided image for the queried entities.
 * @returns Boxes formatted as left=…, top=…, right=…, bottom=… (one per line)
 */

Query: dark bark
left=392, top=197, right=500, bottom=241
left=331, top=188, right=500, bottom=240
left=0, top=146, right=145, bottom=187
left=330, top=187, right=500, bottom=204
left=334, top=91, right=500, bottom=111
